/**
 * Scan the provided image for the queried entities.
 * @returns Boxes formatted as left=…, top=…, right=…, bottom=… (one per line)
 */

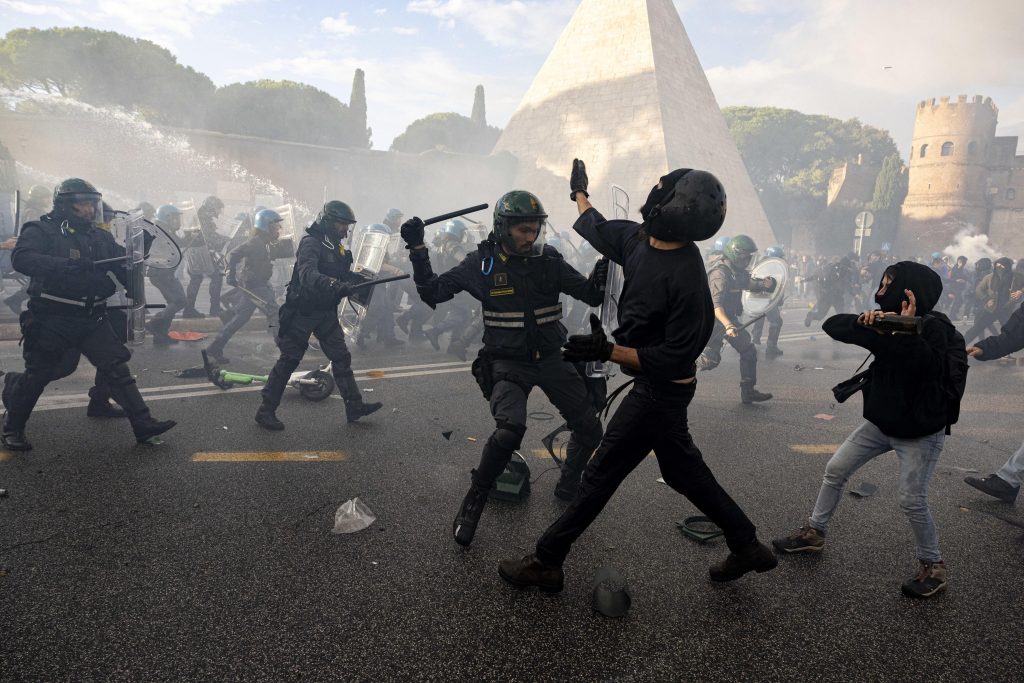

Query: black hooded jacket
left=823, top=261, right=954, bottom=438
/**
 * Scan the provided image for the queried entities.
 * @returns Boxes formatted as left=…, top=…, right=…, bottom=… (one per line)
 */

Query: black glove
left=65, top=257, right=95, bottom=273
left=570, top=158, right=589, bottom=201
left=591, top=257, right=609, bottom=289
left=562, top=313, right=613, bottom=363
left=328, top=278, right=353, bottom=298
left=400, top=217, right=425, bottom=249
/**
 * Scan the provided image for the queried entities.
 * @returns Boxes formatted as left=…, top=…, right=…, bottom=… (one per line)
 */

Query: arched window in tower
left=968, top=141, right=978, bottom=156
left=941, top=142, right=954, bottom=157
left=920, top=144, right=929, bottom=158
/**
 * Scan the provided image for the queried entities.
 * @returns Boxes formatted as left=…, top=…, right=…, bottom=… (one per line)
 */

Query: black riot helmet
left=52, top=177, right=103, bottom=228
left=199, top=195, right=224, bottom=218
left=317, top=200, right=356, bottom=239
left=640, top=169, right=727, bottom=242
left=493, top=190, right=547, bottom=257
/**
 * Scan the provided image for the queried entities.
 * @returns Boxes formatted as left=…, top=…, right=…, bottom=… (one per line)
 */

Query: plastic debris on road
left=592, top=565, right=631, bottom=618
left=167, top=331, right=207, bottom=341
left=467, top=437, right=477, bottom=443
left=333, top=497, right=376, bottom=534
left=814, top=414, right=835, bottom=421
left=0, top=488, right=7, bottom=498
left=442, top=431, right=453, bottom=440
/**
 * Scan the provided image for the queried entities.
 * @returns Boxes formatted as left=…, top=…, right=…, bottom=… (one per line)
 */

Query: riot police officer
left=354, top=223, right=405, bottom=349
left=1, top=178, right=176, bottom=450
left=424, top=219, right=476, bottom=358
left=206, top=208, right=283, bottom=363
left=254, top=200, right=382, bottom=430
left=401, top=190, right=606, bottom=547
left=750, top=244, right=786, bottom=359
left=698, top=234, right=775, bottom=403
left=144, top=204, right=187, bottom=345
left=184, top=195, right=226, bottom=318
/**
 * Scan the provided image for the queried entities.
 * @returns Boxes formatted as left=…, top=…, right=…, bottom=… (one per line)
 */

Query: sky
left=1, top=0, right=1022, bottom=154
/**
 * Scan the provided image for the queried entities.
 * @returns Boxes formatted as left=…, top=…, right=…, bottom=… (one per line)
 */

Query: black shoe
left=345, top=400, right=382, bottom=423
left=901, top=560, right=947, bottom=599
left=446, top=342, right=467, bottom=362
left=207, top=348, right=230, bottom=365
left=182, top=308, right=206, bottom=319
left=209, top=306, right=222, bottom=318
left=804, top=314, right=812, bottom=328
left=709, top=541, right=778, bottom=582
left=396, top=315, right=410, bottom=334
left=1, top=428, right=31, bottom=451
left=145, top=322, right=178, bottom=346
left=964, top=474, right=1019, bottom=504
left=498, top=553, right=564, bottom=593
left=86, top=399, right=127, bottom=419
left=452, top=481, right=490, bottom=547
left=134, top=419, right=177, bottom=444
left=255, top=404, right=285, bottom=431
left=383, top=337, right=406, bottom=348
left=741, top=383, right=773, bottom=404
left=554, top=468, right=582, bottom=502
left=425, top=328, right=441, bottom=351
left=765, top=345, right=783, bottom=360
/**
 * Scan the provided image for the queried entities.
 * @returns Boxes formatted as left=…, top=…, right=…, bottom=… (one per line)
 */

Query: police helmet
left=764, top=245, right=785, bottom=258
left=493, top=190, right=547, bottom=257
left=318, top=200, right=356, bottom=226
left=443, top=219, right=467, bottom=242
left=366, top=222, right=391, bottom=235
left=724, top=234, right=758, bottom=269
left=53, top=178, right=102, bottom=227
left=254, top=208, right=283, bottom=233
left=155, top=204, right=182, bottom=232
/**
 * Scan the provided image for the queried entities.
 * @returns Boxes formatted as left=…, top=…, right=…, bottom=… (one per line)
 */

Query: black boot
left=255, top=402, right=284, bottom=431
left=447, top=340, right=468, bottom=362
left=453, top=478, right=490, bottom=547
left=709, top=541, right=778, bottom=582
left=765, top=344, right=783, bottom=360
left=425, top=327, right=441, bottom=351
left=345, top=400, right=382, bottom=423
left=206, top=346, right=230, bottom=364
left=146, top=322, right=178, bottom=346
left=498, top=553, right=564, bottom=592
left=741, top=381, right=772, bottom=404
left=1, top=427, right=31, bottom=451
left=182, top=308, right=206, bottom=319
left=133, top=418, right=177, bottom=445
left=87, top=399, right=127, bottom=418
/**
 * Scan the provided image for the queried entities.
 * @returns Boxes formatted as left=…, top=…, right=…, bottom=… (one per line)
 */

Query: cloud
left=94, top=0, right=248, bottom=39
left=392, top=26, right=418, bottom=35
left=0, top=0, right=76, bottom=20
left=702, top=0, right=1024, bottom=149
left=374, top=7, right=387, bottom=15
left=320, top=11, right=359, bottom=36
left=406, top=0, right=576, bottom=51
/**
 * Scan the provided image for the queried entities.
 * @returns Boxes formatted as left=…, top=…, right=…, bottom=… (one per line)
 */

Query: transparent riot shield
left=587, top=185, right=628, bottom=379
left=339, top=231, right=389, bottom=339
left=740, top=256, right=789, bottom=324
left=124, top=214, right=148, bottom=344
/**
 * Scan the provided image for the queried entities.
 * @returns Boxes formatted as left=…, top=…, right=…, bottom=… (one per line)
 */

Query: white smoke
left=942, top=227, right=1003, bottom=264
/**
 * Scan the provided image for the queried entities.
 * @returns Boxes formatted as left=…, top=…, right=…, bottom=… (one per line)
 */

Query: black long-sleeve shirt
left=976, top=300, right=1024, bottom=360
left=573, top=208, right=713, bottom=383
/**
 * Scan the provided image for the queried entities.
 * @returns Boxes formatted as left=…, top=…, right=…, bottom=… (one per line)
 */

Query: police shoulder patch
left=489, top=286, right=515, bottom=297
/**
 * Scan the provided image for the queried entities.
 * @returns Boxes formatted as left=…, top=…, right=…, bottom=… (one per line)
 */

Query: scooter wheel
left=299, top=370, right=335, bottom=402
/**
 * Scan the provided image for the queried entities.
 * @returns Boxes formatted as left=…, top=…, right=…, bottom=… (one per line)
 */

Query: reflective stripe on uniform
left=483, top=319, right=526, bottom=328
left=40, top=293, right=89, bottom=307
left=536, top=314, right=562, bottom=325
left=483, top=310, right=525, bottom=319
left=534, top=303, right=562, bottom=316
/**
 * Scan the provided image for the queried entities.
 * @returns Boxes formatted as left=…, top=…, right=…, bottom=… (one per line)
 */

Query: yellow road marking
left=191, top=451, right=348, bottom=462
left=530, top=448, right=554, bottom=459
left=0, top=451, right=11, bottom=462
left=366, top=370, right=386, bottom=379
left=789, top=444, right=841, bottom=454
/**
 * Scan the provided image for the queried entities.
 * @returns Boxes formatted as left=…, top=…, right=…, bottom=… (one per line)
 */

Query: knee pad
left=490, top=420, right=526, bottom=451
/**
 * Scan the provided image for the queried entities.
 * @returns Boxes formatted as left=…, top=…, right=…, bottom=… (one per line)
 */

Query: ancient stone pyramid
left=494, top=0, right=774, bottom=245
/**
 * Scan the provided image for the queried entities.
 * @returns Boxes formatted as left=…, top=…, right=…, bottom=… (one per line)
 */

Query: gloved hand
left=570, top=158, right=589, bottom=201
left=591, top=257, right=609, bottom=288
left=65, top=257, right=95, bottom=273
left=142, top=229, right=156, bottom=255
left=328, top=278, right=353, bottom=298
left=761, top=276, right=777, bottom=292
left=400, top=217, right=425, bottom=249
left=562, top=313, right=613, bottom=363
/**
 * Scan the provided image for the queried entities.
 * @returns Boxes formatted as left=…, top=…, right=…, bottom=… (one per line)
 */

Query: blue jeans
left=997, top=438, right=1024, bottom=488
left=809, top=421, right=945, bottom=562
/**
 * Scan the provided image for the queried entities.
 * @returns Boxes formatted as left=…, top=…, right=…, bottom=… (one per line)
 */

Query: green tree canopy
left=0, top=27, right=214, bottom=128
left=205, top=80, right=365, bottom=148
left=869, top=153, right=908, bottom=211
left=390, top=112, right=500, bottom=154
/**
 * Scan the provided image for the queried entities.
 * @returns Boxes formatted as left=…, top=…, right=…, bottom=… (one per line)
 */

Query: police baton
left=232, top=285, right=270, bottom=308
left=736, top=313, right=768, bottom=331
left=348, top=274, right=411, bottom=292
left=422, top=204, right=489, bottom=227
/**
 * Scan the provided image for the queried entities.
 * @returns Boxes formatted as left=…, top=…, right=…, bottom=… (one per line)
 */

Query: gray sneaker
left=772, top=525, right=826, bottom=553
left=964, top=474, right=1019, bottom=504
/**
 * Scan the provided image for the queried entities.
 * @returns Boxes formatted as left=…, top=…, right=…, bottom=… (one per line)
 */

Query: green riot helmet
left=254, top=208, right=283, bottom=235
left=318, top=200, right=356, bottom=240
left=135, top=201, right=156, bottom=220
left=27, top=184, right=52, bottom=210
left=723, top=234, right=758, bottom=270
left=52, top=177, right=102, bottom=228
left=493, top=190, right=547, bottom=257
left=155, top=204, right=182, bottom=233
left=443, top=219, right=467, bottom=243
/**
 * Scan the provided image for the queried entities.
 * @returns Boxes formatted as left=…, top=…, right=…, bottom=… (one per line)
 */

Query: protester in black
left=498, top=164, right=777, bottom=592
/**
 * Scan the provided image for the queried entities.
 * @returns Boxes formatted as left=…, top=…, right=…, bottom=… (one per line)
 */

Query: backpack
left=927, top=314, right=969, bottom=434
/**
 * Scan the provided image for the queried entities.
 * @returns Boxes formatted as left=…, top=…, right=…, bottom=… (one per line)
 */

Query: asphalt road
left=1, top=302, right=1023, bottom=682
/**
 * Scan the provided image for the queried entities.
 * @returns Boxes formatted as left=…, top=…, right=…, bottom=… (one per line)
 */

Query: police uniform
left=256, top=216, right=380, bottom=426
left=207, top=233, right=280, bottom=361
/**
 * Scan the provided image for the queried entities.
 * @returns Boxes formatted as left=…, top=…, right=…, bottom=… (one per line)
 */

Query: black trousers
left=260, top=307, right=362, bottom=409
left=186, top=272, right=223, bottom=313
left=964, top=308, right=1005, bottom=345
left=806, top=290, right=845, bottom=324
left=4, top=307, right=153, bottom=433
left=535, top=379, right=757, bottom=566
left=148, top=272, right=186, bottom=334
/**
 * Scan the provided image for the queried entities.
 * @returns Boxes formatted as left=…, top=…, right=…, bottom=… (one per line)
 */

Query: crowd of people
left=2, top=163, right=1022, bottom=603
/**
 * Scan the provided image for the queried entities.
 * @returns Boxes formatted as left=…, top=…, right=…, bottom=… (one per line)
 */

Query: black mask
left=874, top=266, right=905, bottom=313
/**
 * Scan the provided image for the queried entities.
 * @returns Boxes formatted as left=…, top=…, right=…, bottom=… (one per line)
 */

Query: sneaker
left=964, top=474, right=1019, bottom=504
left=498, top=553, right=564, bottom=593
left=709, top=541, right=778, bottom=582
left=901, top=560, right=947, bottom=599
left=772, top=525, right=826, bottom=554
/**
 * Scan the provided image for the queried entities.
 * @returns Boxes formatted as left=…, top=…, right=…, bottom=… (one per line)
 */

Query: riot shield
left=273, top=204, right=296, bottom=241
left=124, top=214, right=148, bottom=344
left=339, top=231, right=390, bottom=339
left=587, top=185, right=629, bottom=379
left=740, top=256, right=789, bottom=324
